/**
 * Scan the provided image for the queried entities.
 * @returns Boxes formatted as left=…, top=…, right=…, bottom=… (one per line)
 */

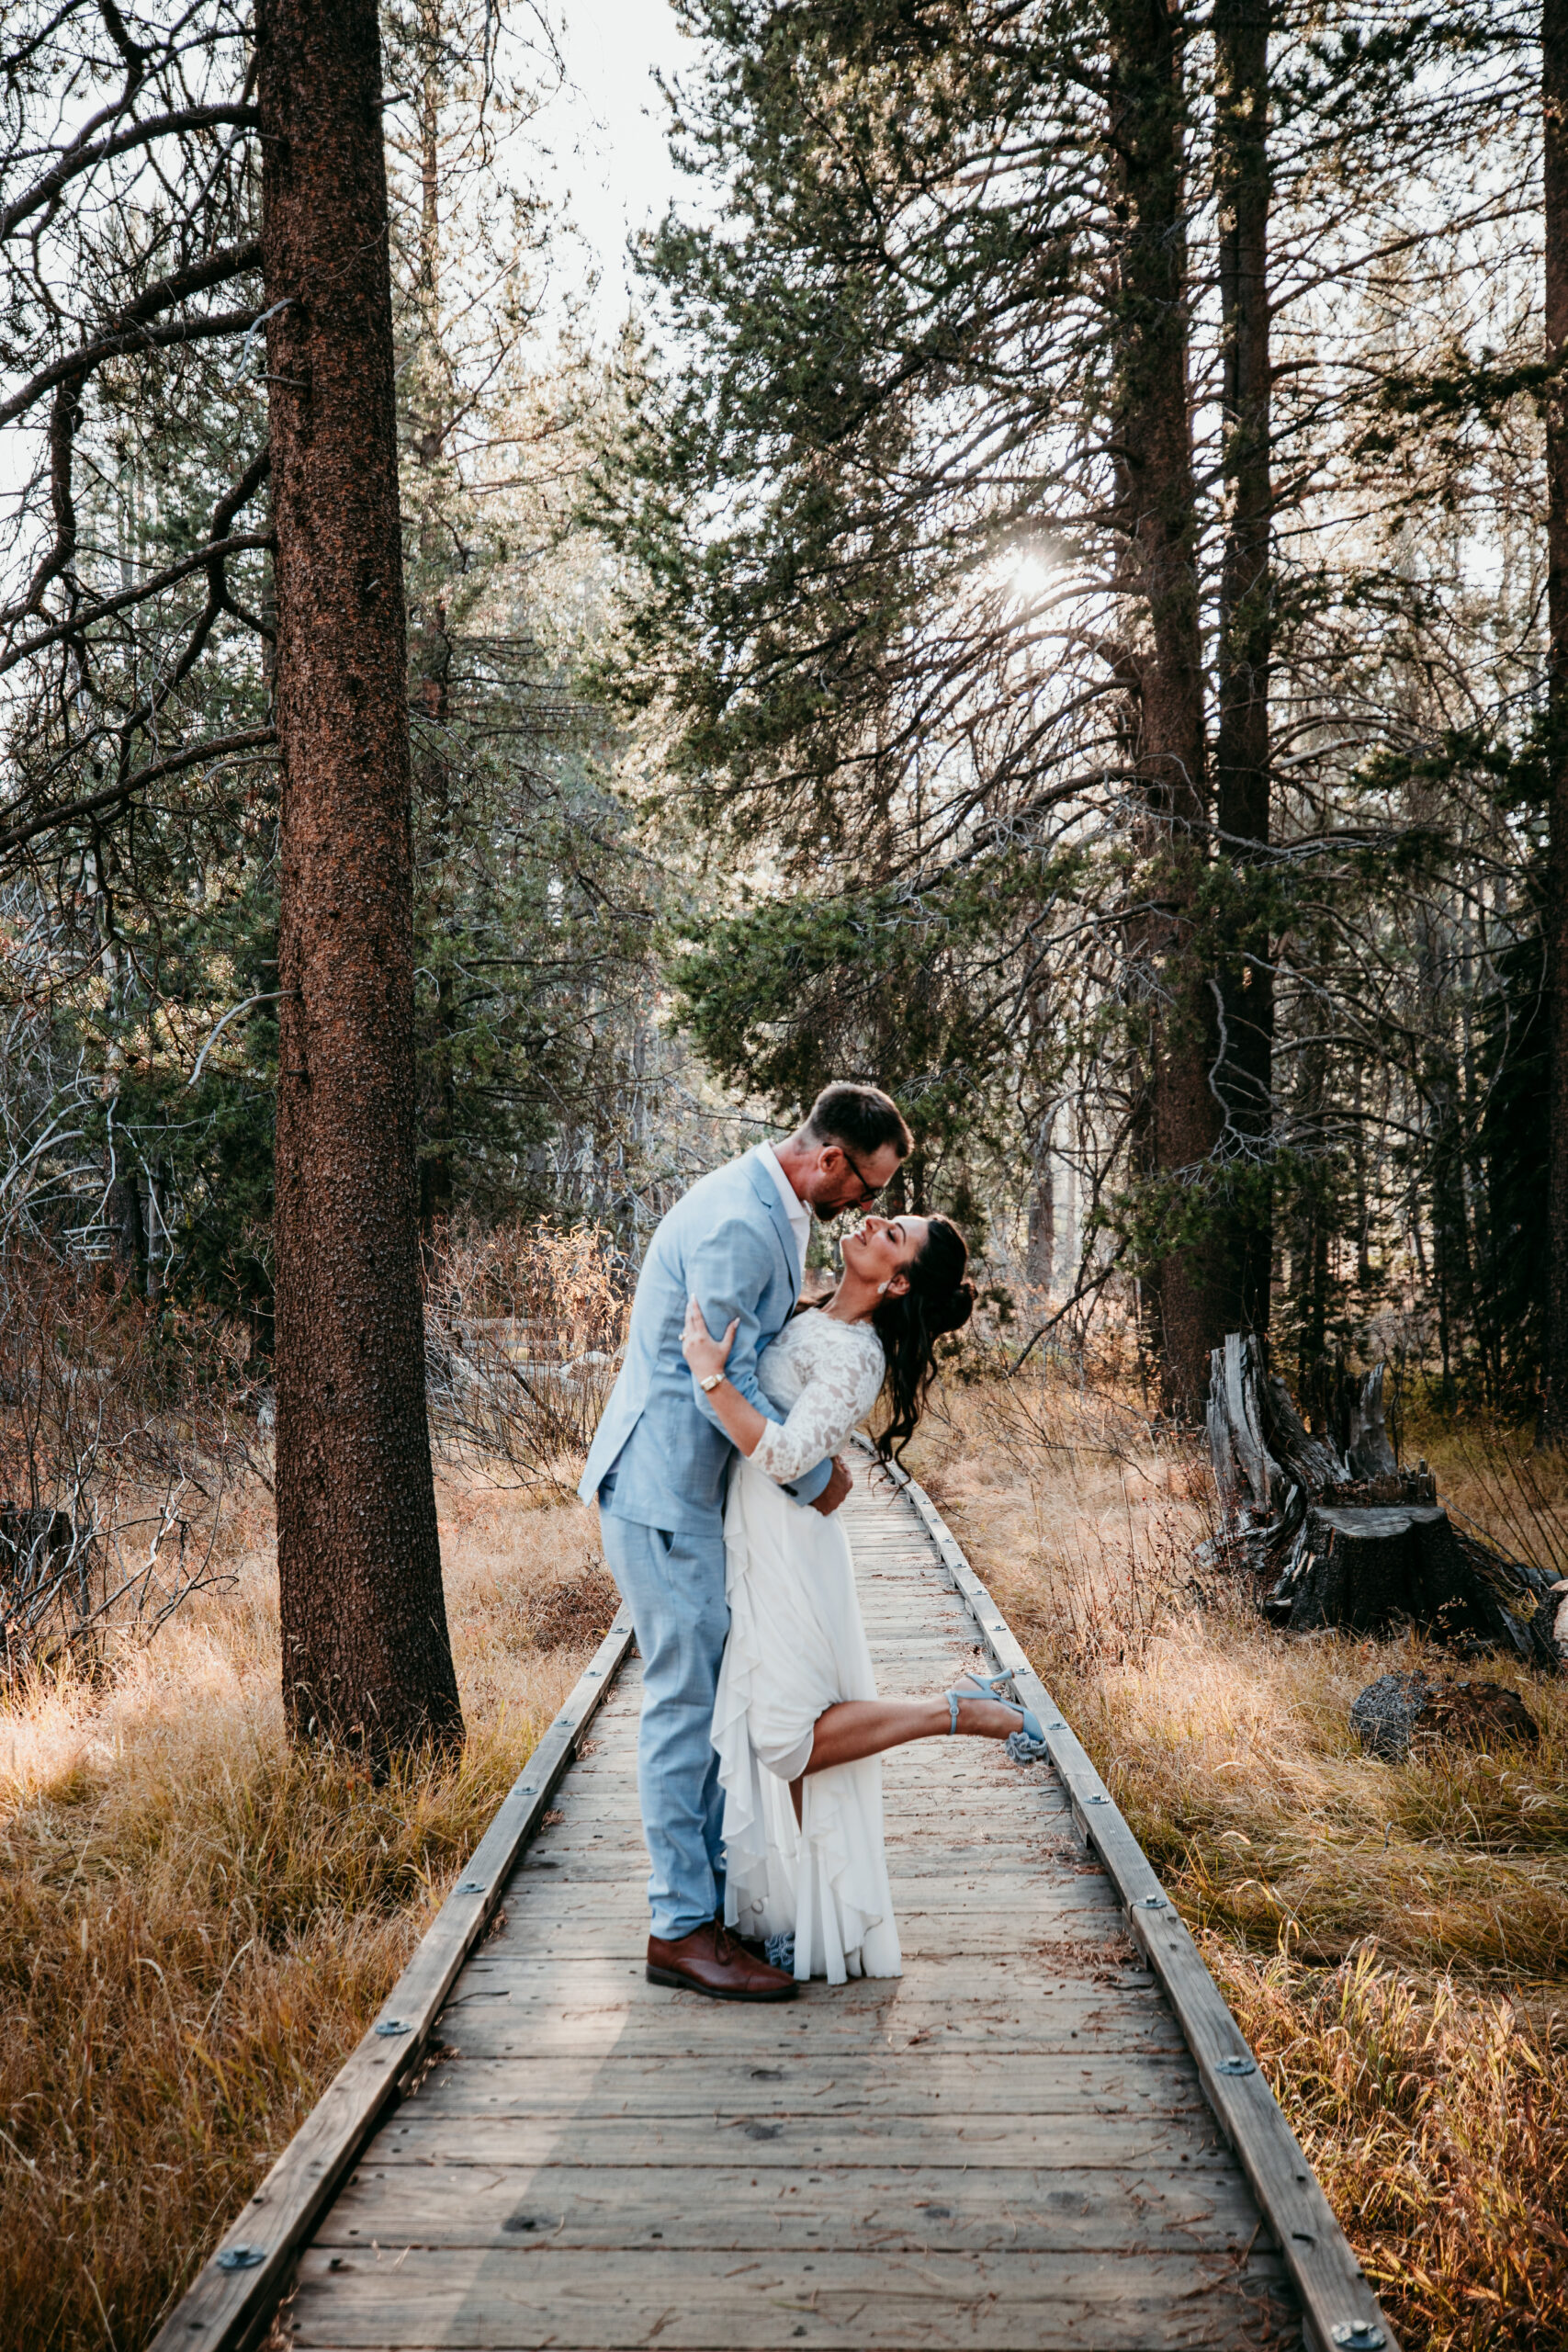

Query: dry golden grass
left=906, top=1363, right=1568, bottom=2352
left=12, top=1338, right=1567, bottom=2352
left=0, top=1473, right=612, bottom=2352
left=1417, top=1411, right=1568, bottom=1589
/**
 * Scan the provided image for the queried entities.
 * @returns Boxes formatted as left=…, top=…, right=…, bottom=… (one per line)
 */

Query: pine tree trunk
left=1107, top=0, right=1223, bottom=1419
left=1542, top=0, right=1568, bottom=1447
left=1213, top=0, right=1274, bottom=1339
left=417, top=611, right=458, bottom=1231
left=260, top=0, right=464, bottom=1758
left=1026, top=1106, right=1056, bottom=1285
left=107, top=1168, right=147, bottom=1291
left=1059, top=1097, right=1079, bottom=1288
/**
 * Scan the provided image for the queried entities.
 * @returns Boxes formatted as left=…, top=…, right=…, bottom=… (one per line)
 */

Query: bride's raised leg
left=802, top=1690, right=1022, bottom=1774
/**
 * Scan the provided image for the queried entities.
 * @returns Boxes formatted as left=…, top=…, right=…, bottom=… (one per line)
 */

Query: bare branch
left=2, top=531, right=270, bottom=664
left=0, top=237, right=262, bottom=428
left=0, top=105, right=258, bottom=246
left=0, top=729, right=277, bottom=860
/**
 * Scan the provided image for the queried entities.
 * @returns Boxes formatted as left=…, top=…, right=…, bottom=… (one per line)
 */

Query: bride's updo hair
left=871, top=1215, right=975, bottom=1464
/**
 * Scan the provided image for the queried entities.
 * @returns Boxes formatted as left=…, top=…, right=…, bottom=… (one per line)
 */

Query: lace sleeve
left=750, top=1327, right=884, bottom=1484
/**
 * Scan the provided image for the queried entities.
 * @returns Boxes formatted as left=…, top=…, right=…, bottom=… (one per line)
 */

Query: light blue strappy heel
left=943, top=1670, right=1050, bottom=1764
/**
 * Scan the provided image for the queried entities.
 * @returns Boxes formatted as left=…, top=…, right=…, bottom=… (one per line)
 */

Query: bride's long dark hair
left=871, top=1216, right=975, bottom=1464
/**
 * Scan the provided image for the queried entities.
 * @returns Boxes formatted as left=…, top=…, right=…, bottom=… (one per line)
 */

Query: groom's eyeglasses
left=837, top=1148, right=888, bottom=1205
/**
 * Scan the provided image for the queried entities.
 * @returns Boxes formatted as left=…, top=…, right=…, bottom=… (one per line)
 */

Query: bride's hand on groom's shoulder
left=682, top=1295, right=738, bottom=1382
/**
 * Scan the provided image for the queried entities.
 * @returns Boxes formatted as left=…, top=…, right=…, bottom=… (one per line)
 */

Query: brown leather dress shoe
left=647, top=1919, right=798, bottom=2001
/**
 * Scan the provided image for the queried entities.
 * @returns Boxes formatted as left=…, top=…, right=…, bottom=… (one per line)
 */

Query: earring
left=876, top=1279, right=889, bottom=1295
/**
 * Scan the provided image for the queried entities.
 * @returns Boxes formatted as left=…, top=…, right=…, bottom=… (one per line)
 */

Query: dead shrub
left=423, top=1217, right=626, bottom=1490
left=1422, top=1417, right=1568, bottom=1586
left=915, top=1349, right=1206, bottom=1675
left=528, top=1565, right=621, bottom=1650
left=0, top=1251, right=256, bottom=1677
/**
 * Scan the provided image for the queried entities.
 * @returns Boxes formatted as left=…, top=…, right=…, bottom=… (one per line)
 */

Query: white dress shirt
left=755, top=1143, right=811, bottom=1282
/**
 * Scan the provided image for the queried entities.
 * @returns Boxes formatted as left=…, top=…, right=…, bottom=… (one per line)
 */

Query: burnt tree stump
left=1203, top=1334, right=1562, bottom=1668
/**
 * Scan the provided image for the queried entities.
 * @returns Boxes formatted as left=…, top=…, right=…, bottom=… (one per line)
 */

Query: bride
left=680, top=1210, right=1048, bottom=1985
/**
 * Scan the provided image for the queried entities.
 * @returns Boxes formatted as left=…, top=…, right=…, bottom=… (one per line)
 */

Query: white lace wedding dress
left=712, top=1306, right=903, bottom=1984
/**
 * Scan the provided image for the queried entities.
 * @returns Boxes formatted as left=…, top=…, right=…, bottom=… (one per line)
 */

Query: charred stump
left=1204, top=1334, right=1562, bottom=1669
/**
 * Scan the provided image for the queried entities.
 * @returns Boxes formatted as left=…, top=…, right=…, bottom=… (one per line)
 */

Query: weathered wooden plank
left=826, top=1625, right=985, bottom=1645
left=517, top=1797, right=1076, bottom=1842
left=473, top=1914, right=1123, bottom=1962
left=433, top=1950, right=1164, bottom=2031
left=147, top=1611, right=638, bottom=2352
left=484, top=1882, right=1123, bottom=1918
left=445, top=1951, right=1152, bottom=1993
left=478, top=1864, right=1120, bottom=1916
left=552, top=1764, right=1058, bottom=1813
left=286, top=2244, right=1293, bottom=2350
left=512, top=1845, right=1088, bottom=1877
left=365, top=2109, right=1230, bottom=2170
left=438, top=2007, right=1182, bottom=2062
left=395, top=2048, right=1203, bottom=2115
left=444, top=1946, right=1149, bottom=1988
left=866, top=1446, right=1393, bottom=2352
left=518, top=1829, right=1083, bottom=1873
left=434, top=1971, right=1180, bottom=2056
left=515, top=1820, right=1080, bottom=1865
left=316, top=2158, right=1268, bottom=2253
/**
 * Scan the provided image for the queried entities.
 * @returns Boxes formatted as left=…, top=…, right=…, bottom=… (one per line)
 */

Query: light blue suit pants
left=598, top=1484, right=728, bottom=1941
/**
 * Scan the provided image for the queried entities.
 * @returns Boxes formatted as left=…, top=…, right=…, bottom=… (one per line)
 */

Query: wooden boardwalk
left=159, top=1458, right=1393, bottom=2352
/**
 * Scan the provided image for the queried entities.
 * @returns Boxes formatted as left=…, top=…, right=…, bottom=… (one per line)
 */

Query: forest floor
left=0, top=1471, right=616, bottom=2352
left=903, top=1363, right=1568, bottom=2352
left=2, top=1373, right=1565, bottom=2352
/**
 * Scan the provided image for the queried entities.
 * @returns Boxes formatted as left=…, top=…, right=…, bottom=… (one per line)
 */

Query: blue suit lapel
left=742, top=1150, right=801, bottom=1305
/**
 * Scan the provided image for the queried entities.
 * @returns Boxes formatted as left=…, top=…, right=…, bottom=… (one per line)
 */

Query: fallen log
left=1203, top=1334, right=1562, bottom=1669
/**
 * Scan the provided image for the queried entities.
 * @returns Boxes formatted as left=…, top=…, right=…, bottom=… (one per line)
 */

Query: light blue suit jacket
left=579, top=1150, right=833, bottom=1532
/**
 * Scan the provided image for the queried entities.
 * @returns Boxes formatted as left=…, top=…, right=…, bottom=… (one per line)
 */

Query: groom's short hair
left=802, top=1082, right=912, bottom=1161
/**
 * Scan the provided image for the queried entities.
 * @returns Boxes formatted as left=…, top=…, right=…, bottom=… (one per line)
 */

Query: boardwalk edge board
left=855, top=1433, right=1397, bottom=2352
left=148, top=1606, right=637, bottom=2352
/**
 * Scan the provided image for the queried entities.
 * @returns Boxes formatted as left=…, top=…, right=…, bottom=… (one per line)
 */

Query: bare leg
left=803, top=1692, right=1021, bottom=1776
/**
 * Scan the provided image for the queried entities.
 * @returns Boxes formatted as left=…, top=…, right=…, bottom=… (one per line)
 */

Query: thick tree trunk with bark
left=1107, top=0, right=1223, bottom=1419
left=1543, top=0, right=1568, bottom=1447
left=260, top=0, right=464, bottom=1758
left=1213, top=0, right=1275, bottom=1339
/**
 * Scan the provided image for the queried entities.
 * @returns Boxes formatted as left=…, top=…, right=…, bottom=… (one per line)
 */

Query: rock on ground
left=1350, top=1671, right=1432, bottom=1761
left=1350, top=1671, right=1539, bottom=1761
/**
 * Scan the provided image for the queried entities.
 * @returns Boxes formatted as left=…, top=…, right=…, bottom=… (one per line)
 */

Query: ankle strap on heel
left=946, top=1691, right=960, bottom=1735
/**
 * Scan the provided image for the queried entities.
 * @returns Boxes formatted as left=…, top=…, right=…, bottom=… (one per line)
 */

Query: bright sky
left=528, top=0, right=696, bottom=338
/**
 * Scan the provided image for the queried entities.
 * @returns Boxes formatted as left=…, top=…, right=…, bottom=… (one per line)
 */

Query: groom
left=581, top=1082, right=911, bottom=2000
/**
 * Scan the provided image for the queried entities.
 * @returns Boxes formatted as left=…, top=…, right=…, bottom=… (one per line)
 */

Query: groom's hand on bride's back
left=808, top=1456, right=852, bottom=1517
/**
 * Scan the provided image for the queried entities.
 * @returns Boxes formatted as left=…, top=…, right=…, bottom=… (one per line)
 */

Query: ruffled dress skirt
left=712, top=1453, right=902, bottom=1983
